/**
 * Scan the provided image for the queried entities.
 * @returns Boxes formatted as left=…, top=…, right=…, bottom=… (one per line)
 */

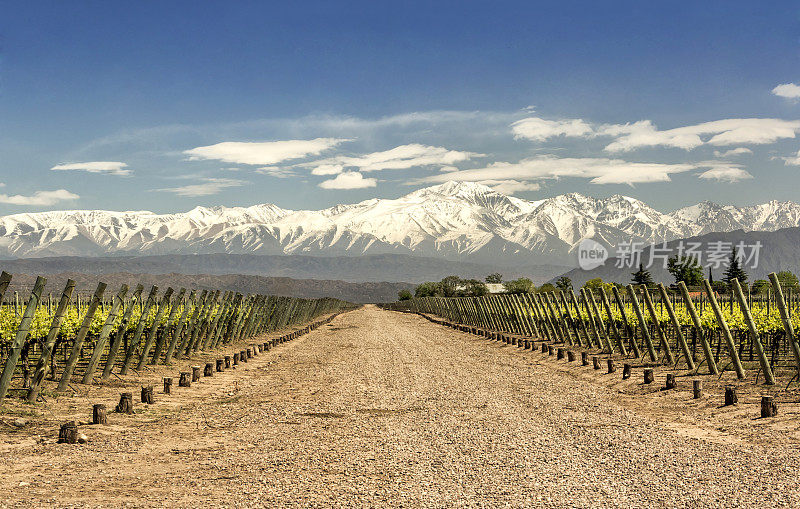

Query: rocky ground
left=1, top=305, right=799, bottom=507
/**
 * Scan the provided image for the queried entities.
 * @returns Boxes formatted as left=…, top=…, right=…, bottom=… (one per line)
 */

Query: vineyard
left=0, top=271, right=356, bottom=402
left=383, top=273, right=800, bottom=385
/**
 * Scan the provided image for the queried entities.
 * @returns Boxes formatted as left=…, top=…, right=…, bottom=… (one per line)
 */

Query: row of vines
left=383, top=273, right=800, bottom=385
left=0, top=272, right=356, bottom=402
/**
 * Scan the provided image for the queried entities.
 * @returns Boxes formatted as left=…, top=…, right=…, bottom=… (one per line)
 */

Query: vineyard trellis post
left=135, top=287, right=175, bottom=370
left=102, top=284, right=145, bottom=379
left=580, top=289, right=602, bottom=349
left=657, top=283, right=695, bottom=371
left=82, top=284, right=129, bottom=383
left=626, top=284, right=658, bottom=362
left=731, top=279, right=774, bottom=384
left=163, top=289, right=196, bottom=364
left=150, top=287, right=186, bottom=363
left=702, top=279, right=745, bottom=379
left=27, top=278, right=76, bottom=402
left=639, top=285, right=675, bottom=365
left=57, top=282, right=106, bottom=391
left=587, top=289, right=613, bottom=353
left=611, top=286, right=640, bottom=358
left=599, top=288, right=627, bottom=356
left=767, top=272, right=800, bottom=375
left=119, top=285, right=159, bottom=375
left=0, top=276, right=47, bottom=400
left=677, top=281, right=718, bottom=375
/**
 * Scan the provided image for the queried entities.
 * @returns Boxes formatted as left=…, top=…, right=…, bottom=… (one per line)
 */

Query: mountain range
left=2, top=181, right=800, bottom=267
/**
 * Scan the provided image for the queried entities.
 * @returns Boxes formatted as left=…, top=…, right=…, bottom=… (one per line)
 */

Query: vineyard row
left=383, top=273, right=800, bottom=385
left=0, top=271, right=357, bottom=403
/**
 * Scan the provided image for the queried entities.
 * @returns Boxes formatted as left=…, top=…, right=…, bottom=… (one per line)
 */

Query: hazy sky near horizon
left=2, top=1, right=800, bottom=214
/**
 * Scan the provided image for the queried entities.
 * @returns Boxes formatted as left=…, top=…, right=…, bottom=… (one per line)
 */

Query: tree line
left=397, top=250, right=800, bottom=301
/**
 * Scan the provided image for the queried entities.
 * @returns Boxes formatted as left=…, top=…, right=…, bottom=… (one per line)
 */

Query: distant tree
left=397, top=289, right=412, bottom=301
left=583, top=277, right=613, bottom=293
left=485, top=273, right=503, bottom=284
left=459, top=279, right=488, bottom=297
left=751, top=279, right=770, bottom=294
left=667, top=255, right=704, bottom=287
left=439, top=275, right=462, bottom=297
left=722, top=248, right=748, bottom=287
left=504, top=277, right=535, bottom=294
left=537, top=283, right=556, bottom=293
left=414, top=281, right=441, bottom=298
left=777, top=270, right=800, bottom=291
left=631, top=263, right=654, bottom=286
left=711, top=280, right=728, bottom=294
left=555, top=276, right=573, bottom=292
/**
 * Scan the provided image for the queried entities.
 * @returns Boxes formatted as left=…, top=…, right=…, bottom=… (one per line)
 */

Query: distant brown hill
left=3, top=272, right=412, bottom=304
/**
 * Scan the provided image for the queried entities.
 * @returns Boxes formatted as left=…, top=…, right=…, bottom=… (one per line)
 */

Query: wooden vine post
left=702, top=279, right=745, bottom=379
left=639, top=285, right=675, bottom=364
left=82, top=284, right=129, bottom=384
left=57, top=282, right=107, bottom=391
left=101, top=284, right=145, bottom=380
left=626, top=284, right=658, bottom=362
left=657, top=283, right=695, bottom=371
left=136, top=287, right=175, bottom=370
left=768, top=272, right=800, bottom=376
left=0, top=276, right=47, bottom=400
left=27, top=278, right=76, bottom=402
left=731, top=279, right=774, bottom=384
left=119, top=285, right=159, bottom=375
left=677, top=281, right=718, bottom=375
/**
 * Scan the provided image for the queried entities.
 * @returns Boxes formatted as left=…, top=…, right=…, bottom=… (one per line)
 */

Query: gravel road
left=2, top=305, right=799, bottom=507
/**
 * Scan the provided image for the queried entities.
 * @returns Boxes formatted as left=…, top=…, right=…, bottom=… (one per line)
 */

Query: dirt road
left=2, top=305, right=800, bottom=507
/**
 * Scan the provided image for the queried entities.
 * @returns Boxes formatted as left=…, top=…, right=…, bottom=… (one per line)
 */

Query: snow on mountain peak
left=0, top=181, right=799, bottom=266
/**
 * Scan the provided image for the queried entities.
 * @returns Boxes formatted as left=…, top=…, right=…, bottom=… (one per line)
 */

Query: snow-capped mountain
left=1, top=181, right=799, bottom=266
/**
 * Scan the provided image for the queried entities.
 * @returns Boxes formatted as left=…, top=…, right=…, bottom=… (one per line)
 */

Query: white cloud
left=156, top=177, right=245, bottom=197
left=697, top=165, right=753, bottom=183
left=772, top=83, right=800, bottom=100
left=318, top=171, right=377, bottom=189
left=305, top=144, right=481, bottom=174
left=511, top=117, right=594, bottom=141
left=183, top=138, right=348, bottom=165
left=0, top=189, right=79, bottom=206
left=310, top=164, right=344, bottom=176
left=412, top=155, right=697, bottom=186
left=255, top=167, right=298, bottom=178
left=439, top=166, right=459, bottom=173
left=782, top=150, right=800, bottom=166
left=601, top=118, right=800, bottom=152
left=51, top=161, right=131, bottom=176
left=476, top=179, right=540, bottom=194
left=713, top=147, right=753, bottom=158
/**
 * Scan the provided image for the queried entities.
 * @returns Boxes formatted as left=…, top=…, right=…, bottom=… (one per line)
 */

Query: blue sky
left=1, top=1, right=800, bottom=214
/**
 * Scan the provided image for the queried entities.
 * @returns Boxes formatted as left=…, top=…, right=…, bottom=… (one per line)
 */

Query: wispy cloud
left=255, top=167, right=299, bottom=178
left=183, top=138, right=349, bottom=165
left=411, top=155, right=698, bottom=186
left=511, top=117, right=593, bottom=141
left=476, top=179, right=540, bottom=194
left=772, top=83, right=800, bottom=100
left=304, top=144, right=481, bottom=175
left=600, top=118, right=800, bottom=152
left=713, top=147, right=753, bottom=158
left=782, top=150, right=800, bottom=166
left=510, top=115, right=800, bottom=152
left=697, top=166, right=753, bottom=183
left=0, top=187, right=79, bottom=206
left=51, top=161, right=131, bottom=176
left=318, top=171, right=377, bottom=189
left=156, top=177, right=245, bottom=197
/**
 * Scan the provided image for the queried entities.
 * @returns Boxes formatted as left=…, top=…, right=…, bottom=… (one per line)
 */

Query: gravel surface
left=1, top=305, right=799, bottom=507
